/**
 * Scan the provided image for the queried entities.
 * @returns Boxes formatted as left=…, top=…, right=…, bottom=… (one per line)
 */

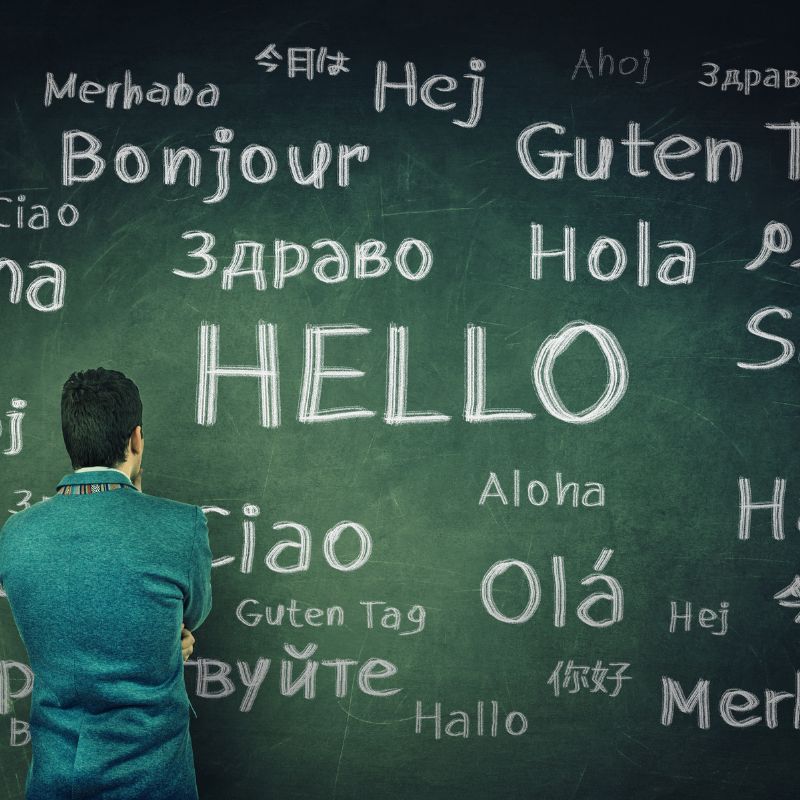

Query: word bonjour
left=61, top=128, right=370, bottom=203
left=196, top=321, right=629, bottom=428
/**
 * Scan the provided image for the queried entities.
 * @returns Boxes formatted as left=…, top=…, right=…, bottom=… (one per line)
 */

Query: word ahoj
left=201, top=505, right=373, bottom=574
left=196, top=320, right=629, bottom=428
left=1, top=398, right=25, bottom=455
left=479, top=470, right=605, bottom=507
left=571, top=47, right=650, bottom=85
left=61, top=128, right=370, bottom=203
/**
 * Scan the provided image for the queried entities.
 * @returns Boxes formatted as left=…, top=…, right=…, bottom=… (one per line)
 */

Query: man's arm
left=183, top=506, right=212, bottom=630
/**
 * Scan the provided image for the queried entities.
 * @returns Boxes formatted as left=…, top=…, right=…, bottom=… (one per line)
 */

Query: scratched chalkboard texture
left=1, top=1, right=799, bottom=799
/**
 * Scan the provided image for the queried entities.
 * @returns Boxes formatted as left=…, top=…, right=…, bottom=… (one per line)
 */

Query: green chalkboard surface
left=2, top=2, right=800, bottom=798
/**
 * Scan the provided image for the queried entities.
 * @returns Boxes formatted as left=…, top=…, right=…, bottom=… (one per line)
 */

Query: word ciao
left=61, top=128, right=370, bottom=203
left=196, top=321, right=629, bottom=428
left=0, top=195, right=78, bottom=230
left=481, top=549, right=623, bottom=627
left=202, top=506, right=373, bottom=573
left=174, top=231, right=432, bottom=288
left=236, top=599, right=425, bottom=635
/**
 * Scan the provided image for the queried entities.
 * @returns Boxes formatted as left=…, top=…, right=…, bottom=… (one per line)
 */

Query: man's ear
left=130, top=425, right=143, bottom=455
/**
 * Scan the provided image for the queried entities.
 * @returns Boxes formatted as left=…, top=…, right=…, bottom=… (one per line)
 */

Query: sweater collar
left=56, top=467, right=134, bottom=488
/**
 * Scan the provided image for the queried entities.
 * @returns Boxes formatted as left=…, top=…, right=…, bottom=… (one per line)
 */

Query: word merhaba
left=662, top=673, right=800, bottom=729
left=196, top=321, right=629, bottom=428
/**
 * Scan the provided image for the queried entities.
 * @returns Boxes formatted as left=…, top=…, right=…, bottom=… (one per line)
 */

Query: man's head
left=61, top=368, right=144, bottom=477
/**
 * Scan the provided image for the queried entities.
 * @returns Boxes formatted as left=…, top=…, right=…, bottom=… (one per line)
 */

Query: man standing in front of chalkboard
left=0, top=367, right=212, bottom=800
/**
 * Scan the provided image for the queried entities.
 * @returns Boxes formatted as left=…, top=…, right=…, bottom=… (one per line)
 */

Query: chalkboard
left=2, top=1, right=800, bottom=798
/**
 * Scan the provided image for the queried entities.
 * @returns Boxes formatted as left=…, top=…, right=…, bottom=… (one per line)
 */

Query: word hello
left=196, top=321, right=629, bottom=428
left=479, top=470, right=605, bottom=507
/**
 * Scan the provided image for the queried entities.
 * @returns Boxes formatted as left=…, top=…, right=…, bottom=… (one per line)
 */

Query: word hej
left=0, top=399, right=25, bottom=456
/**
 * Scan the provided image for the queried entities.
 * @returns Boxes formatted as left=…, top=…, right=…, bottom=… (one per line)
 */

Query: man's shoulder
left=131, top=491, right=200, bottom=516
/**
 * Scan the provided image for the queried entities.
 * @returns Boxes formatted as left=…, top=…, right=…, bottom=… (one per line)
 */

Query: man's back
left=0, top=469, right=212, bottom=800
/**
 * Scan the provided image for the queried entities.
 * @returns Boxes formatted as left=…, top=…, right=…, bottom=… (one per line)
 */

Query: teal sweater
left=0, top=469, right=213, bottom=800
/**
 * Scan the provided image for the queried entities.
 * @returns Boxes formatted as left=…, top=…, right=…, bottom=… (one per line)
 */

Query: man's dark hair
left=61, top=368, right=143, bottom=469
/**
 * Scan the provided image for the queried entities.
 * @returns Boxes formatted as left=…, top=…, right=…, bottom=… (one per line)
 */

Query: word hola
left=531, top=220, right=695, bottom=286
left=481, top=549, right=623, bottom=628
left=415, top=700, right=528, bottom=739
left=1, top=260, right=65, bottom=312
